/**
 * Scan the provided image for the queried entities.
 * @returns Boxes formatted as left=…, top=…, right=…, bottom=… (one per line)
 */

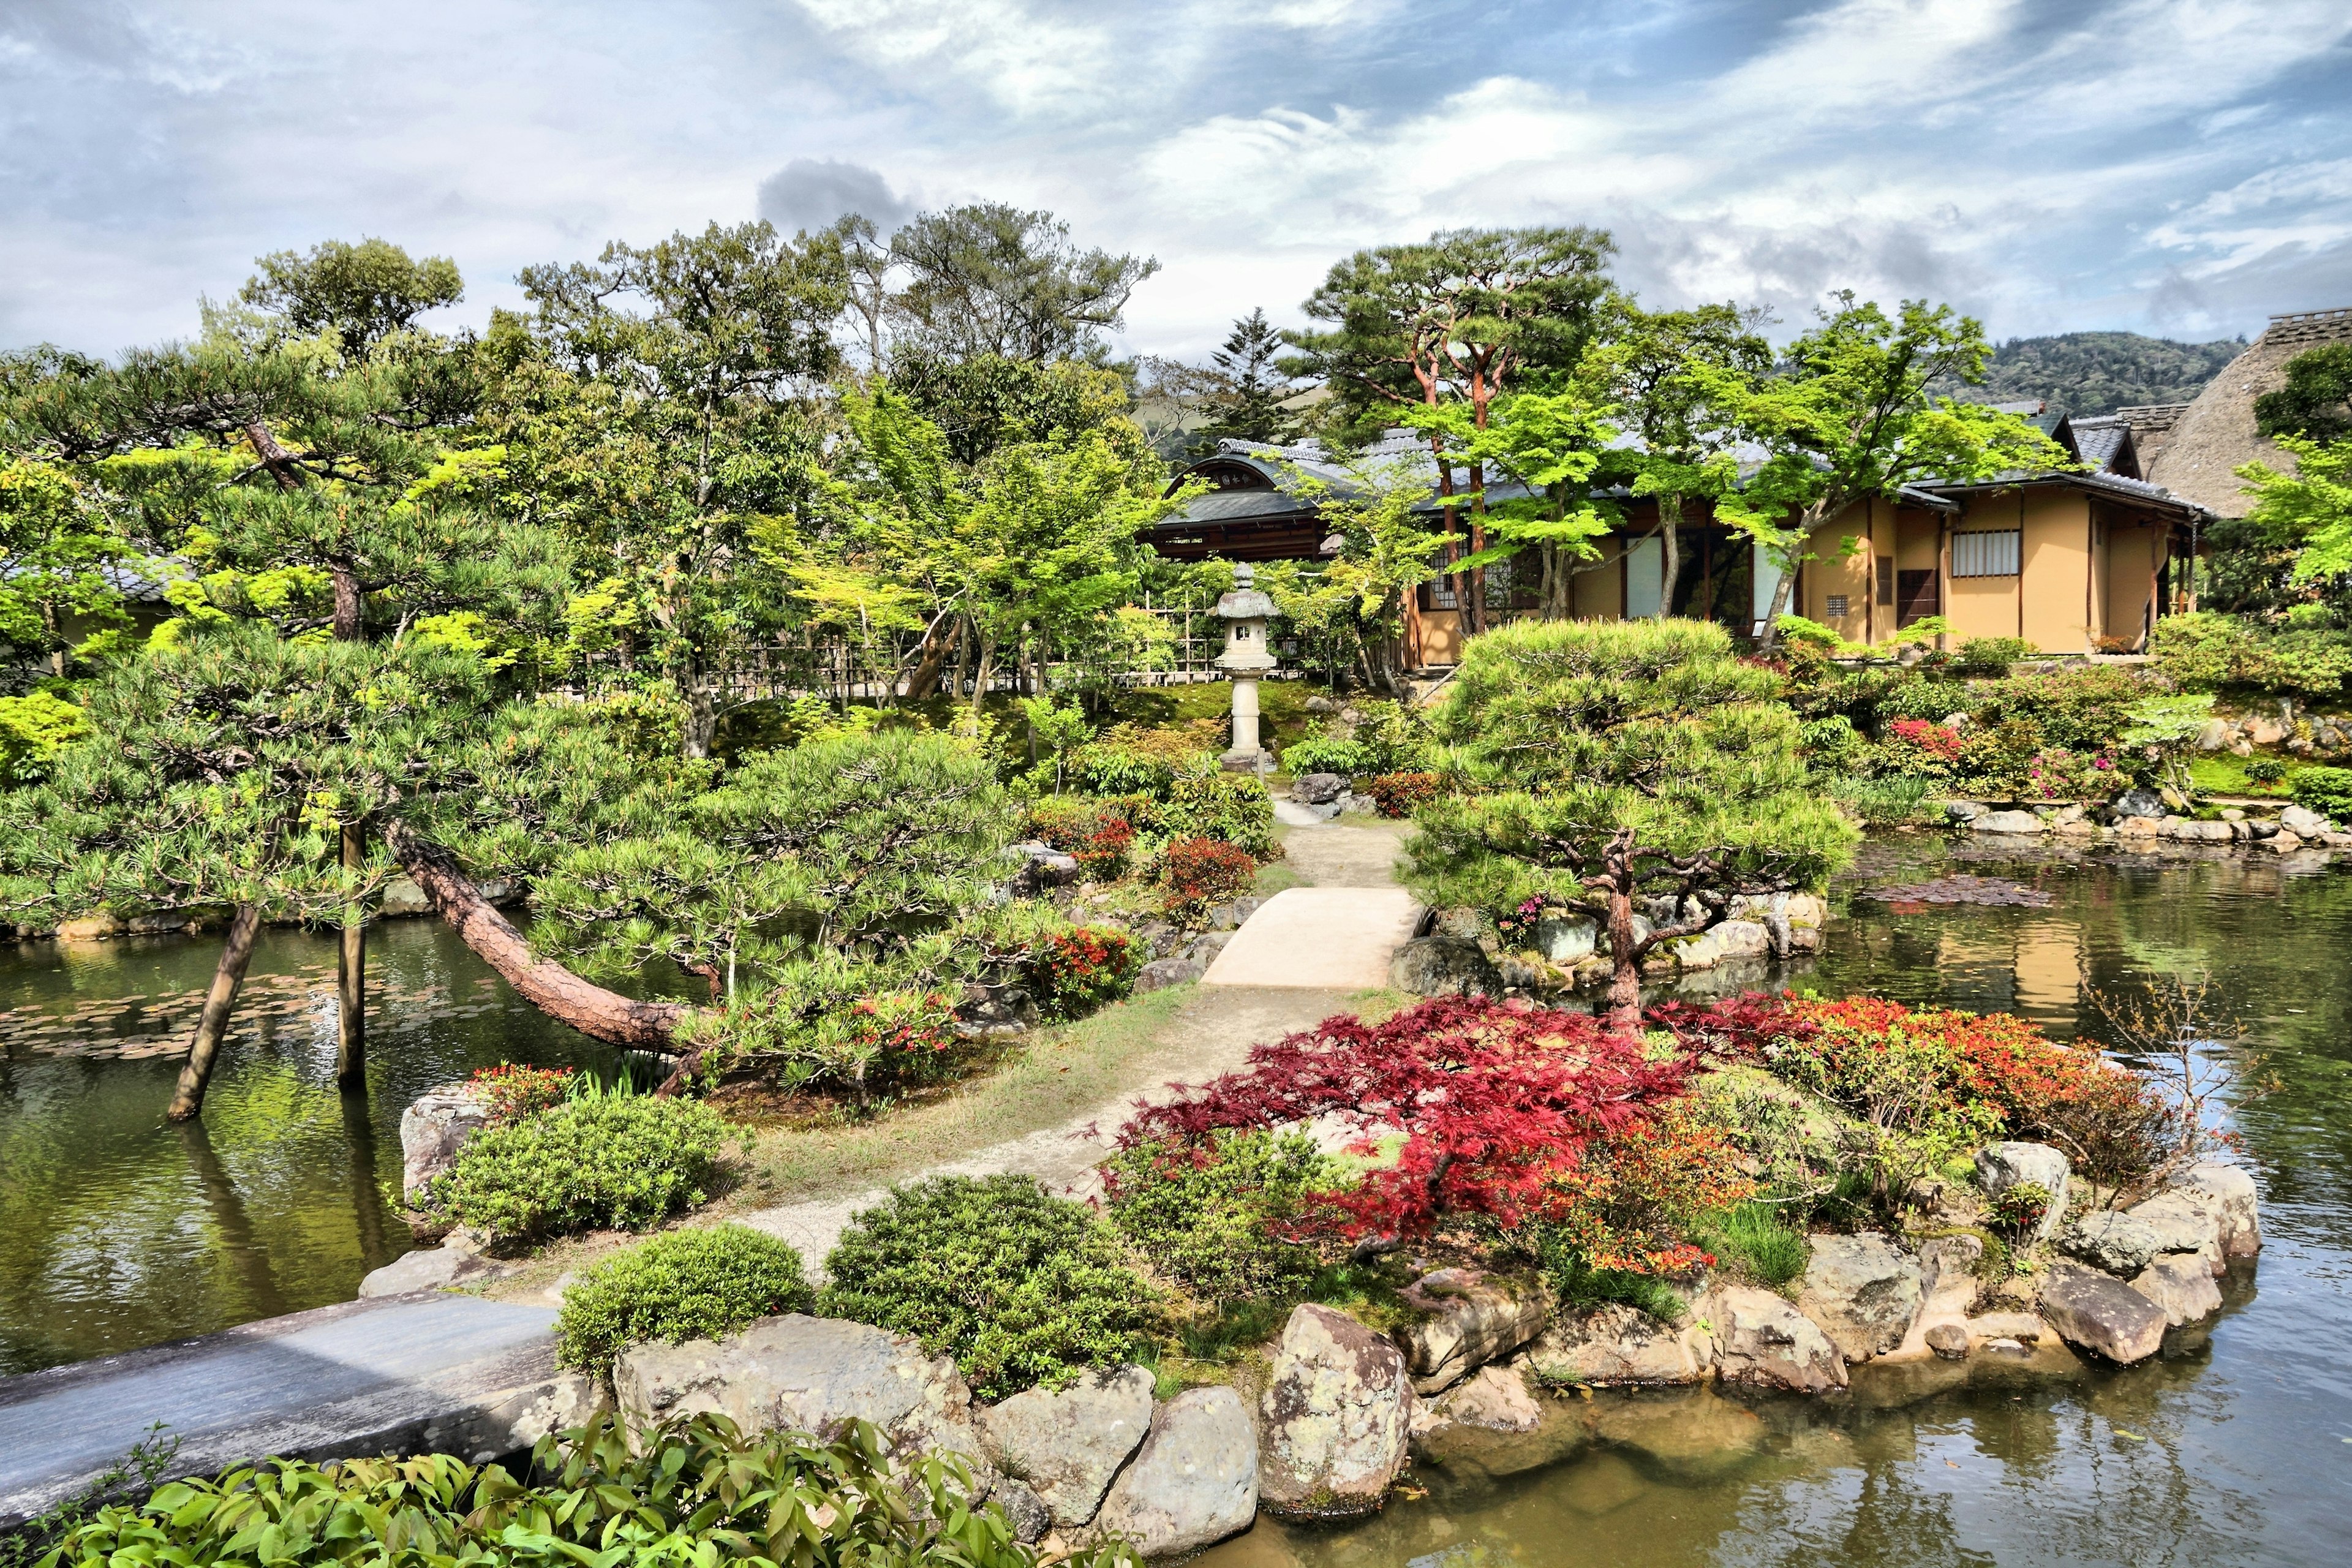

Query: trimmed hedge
left=424, top=1096, right=734, bottom=1240
left=556, top=1224, right=813, bottom=1377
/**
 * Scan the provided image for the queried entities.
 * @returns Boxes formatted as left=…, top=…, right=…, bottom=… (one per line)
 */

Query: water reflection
left=1207, top=839, right=2352, bottom=1567
left=0, top=920, right=626, bottom=1374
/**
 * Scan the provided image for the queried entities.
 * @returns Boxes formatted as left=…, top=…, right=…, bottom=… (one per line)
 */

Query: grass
left=2186, top=754, right=2304, bottom=797
left=1252, top=861, right=1304, bottom=898
left=1692, top=1202, right=1811, bottom=1288
left=726, top=985, right=1196, bottom=1206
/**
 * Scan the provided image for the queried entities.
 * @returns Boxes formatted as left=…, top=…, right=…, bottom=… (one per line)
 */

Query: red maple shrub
left=1365, top=771, right=1439, bottom=819
left=1116, top=995, right=1701, bottom=1254
left=1029, top=925, right=1140, bottom=1018
left=1159, top=837, right=1258, bottom=922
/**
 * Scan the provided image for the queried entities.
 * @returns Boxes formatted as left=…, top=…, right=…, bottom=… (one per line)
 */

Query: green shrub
left=1524, top=1242, right=1689, bottom=1327
left=1954, top=636, right=2035, bottom=677
left=1164, top=769, right=1278, bottom=859
left=1690, top=1203, right=1810, bottom=1287
left=1347, top=699, right=1436, bottom=774
left=1798, top=714, right=1867, bottom=774
left=426, top=1096, right=735, bottom=1240
left=2292, top=764, right=2352, bottom=821
left=2152, top=611, right=2352, bottom=698
left=2244, top=755, right=2288, bottom=786
left=1281, top=728, right=1373, bottom=778
left=556, top=1224, right=813, bottom=1378
left=37, top=1414, right=1131, bottom=1568
left=0, top=691, right=91, bottom=783
left=820, top=1174, right=1151, bottom=1399
left=1826, top=775, right=1936, bottom=826
left=1103, top=1130, right=1338, bottom=1299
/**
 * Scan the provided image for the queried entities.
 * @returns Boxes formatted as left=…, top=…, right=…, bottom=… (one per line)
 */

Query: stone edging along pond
left=391, top=1142, right=2258, bottom=1561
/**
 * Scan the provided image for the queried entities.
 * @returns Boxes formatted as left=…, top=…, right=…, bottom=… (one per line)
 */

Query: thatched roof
left=2145, top=307, right=2352, bottom=518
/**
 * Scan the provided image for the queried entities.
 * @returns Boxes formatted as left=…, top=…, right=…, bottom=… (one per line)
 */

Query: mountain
left=1930, top=331, right=2245, bottom=417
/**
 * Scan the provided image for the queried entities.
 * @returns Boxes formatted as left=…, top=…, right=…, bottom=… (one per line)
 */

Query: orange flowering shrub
left=470, top=1063, right=575, bottom=1124
left=1530, top=1105, right=1755, bottom=1275
left=1029, top=925, right=1139, bottom=1018
left=1159, top=837, right=1258, bottom=922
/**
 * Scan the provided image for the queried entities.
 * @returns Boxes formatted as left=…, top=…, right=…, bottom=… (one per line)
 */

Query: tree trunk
left=1605, top=880, right=1644, bottom=1042
left=970, top=631, right=997, bottom=723
left=683, top=679, right=717, bottom=760
left=383, top=820, right=693, bottom=1049
left=336, top=820, right=366, bottom=1088
left=1659, top=495, right=1683, bottom=620
left=902, top=611, right=957, bottom=701
left=168, top=903, right=265, bottom=1121
left=330, top=562, right=363, bottom=641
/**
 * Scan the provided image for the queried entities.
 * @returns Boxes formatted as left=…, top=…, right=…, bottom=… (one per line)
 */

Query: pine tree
left=1403, top=617, right=1857, bottom=1037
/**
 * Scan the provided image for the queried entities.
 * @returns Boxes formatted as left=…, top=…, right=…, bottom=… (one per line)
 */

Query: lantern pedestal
left=1213, top=564, right=1280, bottom=774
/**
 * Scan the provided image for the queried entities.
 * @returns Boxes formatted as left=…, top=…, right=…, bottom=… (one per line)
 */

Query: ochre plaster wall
left=1574, top=554, right=1624, bottom=620
left=2102, top=522, right=2162, bottom=646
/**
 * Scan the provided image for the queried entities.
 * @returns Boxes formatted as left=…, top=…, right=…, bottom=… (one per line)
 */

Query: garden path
left=725, top=820, right=1415, bottom=1281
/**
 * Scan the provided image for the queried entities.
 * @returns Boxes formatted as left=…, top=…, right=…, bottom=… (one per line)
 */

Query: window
left=1824, top=594, right=1850, bottom=617
left=1953, top=530, right=2021, bottom=577
left=1876, top=556, right=1896, bottom=605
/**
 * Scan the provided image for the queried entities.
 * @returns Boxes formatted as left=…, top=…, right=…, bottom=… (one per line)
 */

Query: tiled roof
left=2065, top=417, right=2130, bottom=472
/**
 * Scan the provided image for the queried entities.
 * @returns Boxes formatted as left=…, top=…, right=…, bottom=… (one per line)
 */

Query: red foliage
left=469, top=1063, right=575, bottom=1124
left=846, top=989, right=960, bottom=1060
left=1117, top=995, right=1701, bottom=1248
left=1159, top=837, right=1258, bottom=921
left=1532, top=1105, right=1754, bottom=1275
left=1886, top=717, right=1966, bottom=763
left=1023, top=797, right=1143, bottom=879
left=1366, top=771, right=1440, bottom=819
left=1074, top=816, right=1136, bottom=877
left=1030, top=925, right=1140, bottom=1017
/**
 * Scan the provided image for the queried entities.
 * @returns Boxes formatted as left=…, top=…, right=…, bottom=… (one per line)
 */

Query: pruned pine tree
left=525, top=728, right=1023, bottom=1098
left=1404, top=618, right=1858, bottom=1038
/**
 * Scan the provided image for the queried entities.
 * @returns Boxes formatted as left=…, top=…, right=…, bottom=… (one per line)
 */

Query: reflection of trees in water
left=176, top=1117, right=282, bottom=1319
left=339, top=1085, right=396, bottom=1273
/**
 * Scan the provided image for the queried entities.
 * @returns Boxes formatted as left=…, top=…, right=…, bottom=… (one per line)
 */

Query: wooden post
left=336, top=821, right=365, bottom=1087
left=167, top=903, right=265, bottom=1122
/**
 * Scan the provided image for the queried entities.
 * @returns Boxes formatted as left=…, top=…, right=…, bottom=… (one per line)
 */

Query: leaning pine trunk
left=168, top=903, right=265, bottom=1121
left=1604, top=883, right=1645, bottom=1042
left=383, top=820, right=693, bottom=1049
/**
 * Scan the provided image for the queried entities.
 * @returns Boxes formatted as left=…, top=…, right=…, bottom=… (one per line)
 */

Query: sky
left=4, top=0, right=2350, bottom=363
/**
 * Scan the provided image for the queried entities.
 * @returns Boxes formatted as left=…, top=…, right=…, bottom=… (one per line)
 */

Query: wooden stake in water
left=337, top=820, right=365, bottom=1087
left=167, top=903, right=264, bottom=1122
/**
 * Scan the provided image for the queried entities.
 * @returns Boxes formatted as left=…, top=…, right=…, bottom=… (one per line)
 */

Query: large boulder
left=1520, top=1303, right=1711, bottom=1387
left=2112, top=788, right=2167, bottom=820
left=1796, top=1233, right=1924, bottom=1363
left=613, top=1314, right=984, bottom=1470
left=1291, top=772, right=1348, bottom=806
left=2176, top=1163, right=2261, bottom=1257
left=1975, top=1142, right=2071, bottom=1240
left=2055, top=1211, right=2165, bottom=1278
left=1668, top=919, right=1773, bottom=971
left=1257, top=1304, right=1419, bottom=1518
left=2129, top=1255, right=2224, bottom=1327
left=976, top=1365, right=1155, bottom=1529
left=1393, top=1268, right=1552, bottom=1394
left=2280, top=804, right=2333, bottom=838
left=1389, top=936, right=1502, bottom=997
left=1708, top=1286, right=1847, bottom=1393
left=2037, top=1264, right=2168, bottom=1365
left=1970, top=810, right=2047, bottom=834
left=400, top=1082, right=492, bottom=1199
left=358, top=1242, right=502, bottom=1297
left=2127, top=1189, right=2226, bottom=1274
left=1089, top=1387, right=1257, bottom=1558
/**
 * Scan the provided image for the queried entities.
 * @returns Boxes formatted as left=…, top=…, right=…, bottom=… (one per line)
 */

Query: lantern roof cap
left=1215, top=562, right=1277, bottom=620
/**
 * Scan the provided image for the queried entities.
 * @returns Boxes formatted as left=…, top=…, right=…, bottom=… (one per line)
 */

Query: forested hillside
left=1932, top=330, right=2242, bottom=415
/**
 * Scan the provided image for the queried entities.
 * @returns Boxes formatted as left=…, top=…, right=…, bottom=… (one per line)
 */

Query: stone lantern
left=1214, top=562, right=1278, bottom=772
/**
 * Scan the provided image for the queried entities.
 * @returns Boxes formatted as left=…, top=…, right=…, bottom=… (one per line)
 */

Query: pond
left=0, top=919, right=629, bottom=1376
left=1206, top=836, right=2352, bottom=1567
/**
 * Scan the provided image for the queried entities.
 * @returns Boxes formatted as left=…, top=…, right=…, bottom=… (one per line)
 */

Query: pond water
left=6, top=843, right=2351, bottom=1561
left=1207, top=836, right=2352, bottom=1568
left=0, top=919, right=628, bottom=1376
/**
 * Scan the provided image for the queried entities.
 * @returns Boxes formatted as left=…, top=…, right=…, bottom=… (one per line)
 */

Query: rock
left=1389, top=936, right=1502, bottom=997
left=2163, top=818, right=2233, bottom=842
left=977, top=1365, right=1155, bottom=1529
left=1008, top=842, right=1083, bottom=893
left=2280, top=804, right=2332, bottom=837
left=2195, top=718, right=2231, bottom=751
left=2129, top=1255, right=2224, bottom=1327
left=54, top=911, right=125, bottom=941
left=1089, top=1387, right=1257, bottom=1558
left=2112, top=788, right=2166, bottom=820
left=992, top=1477, right=1051, bottom=1544
left=1395, top=1268, right=1553, bottom=1393
left=1133, top=958, right=1205, bottom=993
left=1974, top=1142, right=2071, bottom=1240
left=400, top=1081, right=492, bottom=1200
left=2176, top=1163, right=2261, bottom=1257
left=1521, top=1303, right=1710, bottom=1387
left=1583, top=1388, right=1765, bottom=1480
left=1943, top=799, right=1988, bottom=821
left=2245, top=715, right=2290, bottom=745
left=1924, top=1322, right=1970, bottom=1360
left=379, top=875, right=434, bottom=917
left=613, top=1314, right=985, bottom=1470
left=2056, top=1211, right=2165, bottom=1277
left=1915, top=1235, right=1985, bottom=1313
left=1707, top=1286, right=1847, bottom=1393
left=1964, top=1311, right=2048, bottom=1344
left=1257, top=1303, right=1418, bottom=1517
left=2037, top=1264, right=2168, bottom=1365
left=1304, top=694, right=1340, bottom=715
left=124, top=911, right=195, bottom=934
left=1970, top=810, right=2047, bottom=834
left=1206, top=897, right=1262, bottom=932
left=1796, top=1232, right=1924, bottom=1363
left=2114, top=813, right=2163, bottom=837
left=358, top=1243, right=500, bottom=1297
left=1436, top=1365, right=1542, bottom=1431
left=1668, top=919, right=1773, bottom=970
left=1536, top=914, right=1596, bottom=965
left=2127, top=1189, right=2225, bottom=1270
left=1291, top=772, right=1348, bottom=805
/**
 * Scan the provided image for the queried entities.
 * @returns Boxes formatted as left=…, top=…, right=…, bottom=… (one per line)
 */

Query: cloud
left=756, top=159, right=912, bottom=236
